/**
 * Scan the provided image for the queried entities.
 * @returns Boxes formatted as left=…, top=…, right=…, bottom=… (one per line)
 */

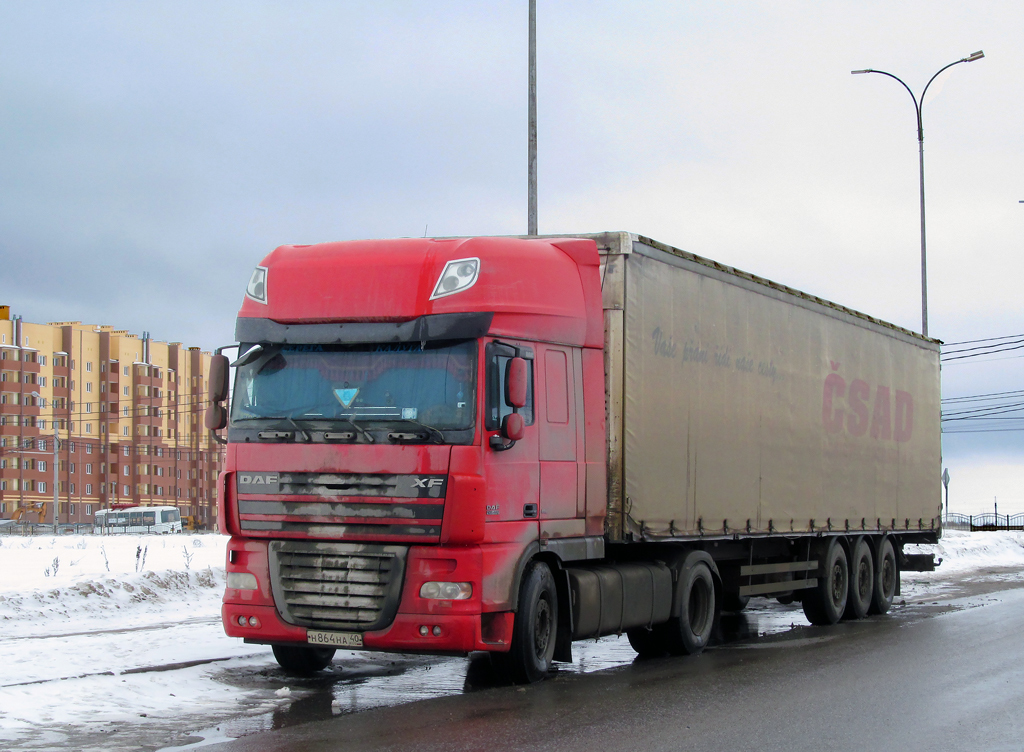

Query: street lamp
left=852, top=51, right=984, bottom=338
left=29, top=391, right=59, bottom=534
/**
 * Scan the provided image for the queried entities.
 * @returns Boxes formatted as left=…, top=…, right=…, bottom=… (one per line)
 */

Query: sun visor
left=234, top=311, right=494, bottom=345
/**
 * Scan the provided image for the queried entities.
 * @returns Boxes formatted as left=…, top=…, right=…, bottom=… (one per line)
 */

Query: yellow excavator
left=11, top=501, right=49, bottom=523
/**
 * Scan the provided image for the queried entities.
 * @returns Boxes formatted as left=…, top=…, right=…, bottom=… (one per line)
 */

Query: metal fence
left=945, top=513, right=1024, bottom=532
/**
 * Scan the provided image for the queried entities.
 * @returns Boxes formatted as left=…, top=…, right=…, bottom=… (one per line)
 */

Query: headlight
left=419, top=581, right=473, bottom=600
left=227, top=572, right=258, bottom=590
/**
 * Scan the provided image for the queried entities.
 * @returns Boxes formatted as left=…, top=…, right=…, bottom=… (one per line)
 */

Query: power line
left=943, top=333, right=1024, bottom=347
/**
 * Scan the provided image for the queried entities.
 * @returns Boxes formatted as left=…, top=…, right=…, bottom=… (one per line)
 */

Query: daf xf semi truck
left=210, top=232, right=941, bottom=682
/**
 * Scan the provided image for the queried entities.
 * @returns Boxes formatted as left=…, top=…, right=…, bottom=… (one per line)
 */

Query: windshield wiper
left=284, top=417, right=311, bottom=442
left=389, top=419, right=446, bottom=444
left=340, top=415, right=375, bottom=444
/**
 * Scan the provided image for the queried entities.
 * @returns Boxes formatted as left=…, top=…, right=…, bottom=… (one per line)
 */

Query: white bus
left=94, top=506, right=183, bottom=534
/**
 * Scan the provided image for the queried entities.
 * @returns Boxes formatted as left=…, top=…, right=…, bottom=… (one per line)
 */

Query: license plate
left=307, top=630, right=363, bottom=648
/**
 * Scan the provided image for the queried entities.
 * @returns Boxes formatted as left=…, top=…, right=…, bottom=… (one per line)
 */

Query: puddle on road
left=181, top=598, right=815, bottom=747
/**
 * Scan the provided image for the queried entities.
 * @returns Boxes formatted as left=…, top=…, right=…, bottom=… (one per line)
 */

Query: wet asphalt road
left=204, top=581, right=1024, bottom=752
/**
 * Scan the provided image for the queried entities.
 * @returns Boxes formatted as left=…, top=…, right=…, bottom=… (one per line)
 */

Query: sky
left=1, top=1, right=1022, bottom=513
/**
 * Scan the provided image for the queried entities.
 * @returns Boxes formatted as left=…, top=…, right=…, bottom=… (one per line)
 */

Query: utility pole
left=527, top=0, right=537, bottom=236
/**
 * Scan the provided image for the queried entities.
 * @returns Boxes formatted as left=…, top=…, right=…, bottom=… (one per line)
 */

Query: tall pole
left=852, top=51, right=984, bottom=338
left=52, top=422, right=58, bottom=534
left=918, top=136, right=928, bottom=337
left=527, top=0, right=537, bottom=236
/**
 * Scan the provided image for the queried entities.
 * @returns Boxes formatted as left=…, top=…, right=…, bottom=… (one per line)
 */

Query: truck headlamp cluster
left=227, top=572, right=258, bottom=590
left=419, top=581, right=473, bottom=600
left=430, top=258, right=479, bottom=300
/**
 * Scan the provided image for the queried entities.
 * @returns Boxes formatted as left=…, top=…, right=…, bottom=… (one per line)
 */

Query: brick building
left=0, top=307, right=223, bottom=528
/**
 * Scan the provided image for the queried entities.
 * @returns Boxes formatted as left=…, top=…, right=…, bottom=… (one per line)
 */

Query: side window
left=485, top=342, right=534, bottom=430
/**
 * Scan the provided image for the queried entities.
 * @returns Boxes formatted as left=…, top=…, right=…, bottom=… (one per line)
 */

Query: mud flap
left=553, top=567, right=574, bottom=663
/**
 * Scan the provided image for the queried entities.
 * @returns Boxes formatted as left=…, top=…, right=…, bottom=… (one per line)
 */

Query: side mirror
left=505, top=357, right=528, bottom=408
left=205, top=404, right=227, bottom=431
left=502, top=413, right=525, bottom=441
left=209, top=354, right=230, bottom=403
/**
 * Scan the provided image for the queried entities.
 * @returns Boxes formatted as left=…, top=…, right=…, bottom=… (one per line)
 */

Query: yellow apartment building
left=0, top=307, right=223, bottom=529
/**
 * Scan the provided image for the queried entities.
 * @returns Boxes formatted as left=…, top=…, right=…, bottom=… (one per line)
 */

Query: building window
left=38, top=420, right=46, bottom=430
left=86, top=504, right=93, bottom=515
left=123, top=406, right=129, bottom=417
left=39, top=482, right=46, bottom=493
left=123, top=366, right=129, bottom=377
left=39, top=376, right=46, bottom=386
left=69, top=503, right=76, bottom=515
left=86, top=484, right=93, bottom=495
left=86, top=382, right=93, bottom=393
left=86, top=463, right=92, bottom=474
left=85, top=423, right=92, bottom=434
left=122, top=426, right=129, bottom=436
left=86, top=362, right=92, bottom=372
left=69, top=483, right=74, bottom=494
left=123, top=386, right=129, bottom=396
left=86, top=444, right=92, bottom=455
left=69, top=441, right=76, bottom=452
left=100, top=483, right=106, bottom=494
left=39, top=460, right=47, bottom=472
left=123, top=446, right=130, bottom=457
left=123, top=465, right=129, bottom=476
left=124, top=484, right=130, bottom=496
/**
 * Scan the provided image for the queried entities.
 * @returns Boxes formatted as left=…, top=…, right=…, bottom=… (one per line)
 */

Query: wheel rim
left=858, top=559, right=871, bottom=600
left=533, top=596, right=552, bottom=659
left=881, top=557, right=895, bottom=597
left=830, top=561, right=846, bottom=607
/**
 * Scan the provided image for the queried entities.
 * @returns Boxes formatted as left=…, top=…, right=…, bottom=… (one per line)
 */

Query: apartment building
left=0, top=307, right=223, bottom=528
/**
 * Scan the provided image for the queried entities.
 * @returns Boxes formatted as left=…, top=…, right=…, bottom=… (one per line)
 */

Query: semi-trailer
left=211, top=231, right=941, bottom=682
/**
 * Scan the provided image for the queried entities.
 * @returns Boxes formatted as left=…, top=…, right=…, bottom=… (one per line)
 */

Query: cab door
left=537, top=345, right=585, bottom=535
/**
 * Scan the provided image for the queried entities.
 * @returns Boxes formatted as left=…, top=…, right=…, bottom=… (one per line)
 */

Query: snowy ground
left=0, top=530, right=1021, bottom=751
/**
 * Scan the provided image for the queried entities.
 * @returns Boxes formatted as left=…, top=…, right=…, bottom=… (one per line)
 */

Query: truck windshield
left=230, top=341, right=476, bottom=432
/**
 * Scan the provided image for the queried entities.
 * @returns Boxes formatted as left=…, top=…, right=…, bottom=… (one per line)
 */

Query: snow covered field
left=0, top=530, right=1022, bottom=751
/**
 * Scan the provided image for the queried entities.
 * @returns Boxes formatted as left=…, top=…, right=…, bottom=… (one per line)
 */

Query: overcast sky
left=2, top=1, right=1022, bottom=511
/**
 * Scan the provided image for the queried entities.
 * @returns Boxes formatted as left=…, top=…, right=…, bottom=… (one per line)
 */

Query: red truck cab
left=215, top=236, right=606, bottom=680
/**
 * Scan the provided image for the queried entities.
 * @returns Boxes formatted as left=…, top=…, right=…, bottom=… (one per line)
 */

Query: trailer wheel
left=869, top=537, right=897, bottom=615
left=843, top=537, right=874, bottom=620
left=662, top=560, right=716, bottom=656
left=802, top=538, right=848, bottom=626
left=503, top=561, right=558, bottom=683
left=272, top=645, right=336, bottom=676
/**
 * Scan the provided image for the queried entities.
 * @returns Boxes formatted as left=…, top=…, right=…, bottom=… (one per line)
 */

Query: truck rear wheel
left=626, top=626, right=667, bottom=658
left=802, top=538, right=848, bottom=626
left=272, top=645, right=336, bottom=676
left=722, top=592, right=750, bottom=612
left=843, top=537, right=874, bottom=620
left=661, top=559, right=716, bottom=656
left=869, top=537, right=897, bottom=615
left=502, top=561, right=559, bottom=683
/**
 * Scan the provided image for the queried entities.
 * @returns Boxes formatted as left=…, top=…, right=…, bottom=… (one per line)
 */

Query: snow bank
left=0, top=534, right=226, bottom=639
left=904, top=529, right=1024, bottom=582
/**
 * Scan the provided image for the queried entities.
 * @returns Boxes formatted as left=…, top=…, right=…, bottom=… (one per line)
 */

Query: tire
left=843, top=537, right=874, bottom=620
left=869, top=537, right=897, bottom=615
left=626, top=626, right=667, bottom=658
left=802, top=538, right=848, bottom=626
left=503, top=561, right=559, bottom=683
left=722, top=592, right=750, bottom=612
left=272, top=645, right=336, bottom=675
left=661, top=559, right=716, bottom=656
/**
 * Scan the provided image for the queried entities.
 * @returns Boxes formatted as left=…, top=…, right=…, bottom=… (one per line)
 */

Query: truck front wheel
left=502, top=561, right=559, bottom=683
left=272, top=645, right=337, bottom=676
left=661, top=560, right=716, bottom=656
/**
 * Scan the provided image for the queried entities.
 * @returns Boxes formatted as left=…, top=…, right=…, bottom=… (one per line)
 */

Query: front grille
left=268, top=540, right=407, bottom=632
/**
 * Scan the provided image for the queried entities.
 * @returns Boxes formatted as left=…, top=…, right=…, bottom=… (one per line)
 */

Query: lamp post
left=29, top=391, right=59, bottom=534
left=852, top=51, right=984, bottom=338
left=527, top=0, right=537, bottom=235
